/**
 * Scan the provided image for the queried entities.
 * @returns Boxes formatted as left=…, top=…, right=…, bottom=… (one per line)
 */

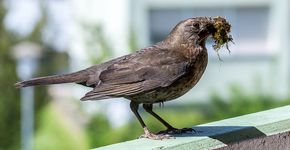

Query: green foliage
left=0, top=3, right=21, bottom=150
left=82, top=24, right=113, bottom=64
left=85, top=85, right=290, bottom=148
left=85, top=114, right=112, bottom=147
left=128, top=27, right=138, bottom=52
left=207, top=85, right=289, bottom=121
left=0, top=2, right=70, bottom=149
left=34, top=104, right=89, bottom=150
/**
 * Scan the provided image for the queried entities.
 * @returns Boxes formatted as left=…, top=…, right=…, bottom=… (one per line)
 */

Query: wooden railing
left=93, top=105, right=290, bottom=150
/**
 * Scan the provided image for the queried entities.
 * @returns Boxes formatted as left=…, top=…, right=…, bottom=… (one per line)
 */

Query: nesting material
left=211, top=16, right=234, bottom=60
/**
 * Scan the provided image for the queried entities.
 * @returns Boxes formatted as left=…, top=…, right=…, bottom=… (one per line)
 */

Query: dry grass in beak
left=212, top=16, right=234, bottom=61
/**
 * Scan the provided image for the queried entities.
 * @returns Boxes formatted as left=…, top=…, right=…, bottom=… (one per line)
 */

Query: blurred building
left=71, top=0, right=290, bottom=103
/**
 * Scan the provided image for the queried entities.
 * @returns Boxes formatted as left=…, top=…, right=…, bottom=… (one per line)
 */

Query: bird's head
left=168, top=16, right=233, bottom=53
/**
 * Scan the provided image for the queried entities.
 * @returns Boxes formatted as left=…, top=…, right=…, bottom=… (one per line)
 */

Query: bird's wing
left=81, top=48, right=189, bottom=100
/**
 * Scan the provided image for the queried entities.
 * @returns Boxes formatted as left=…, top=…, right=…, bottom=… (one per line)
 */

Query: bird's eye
left=192, top=23, right=200, bottom=29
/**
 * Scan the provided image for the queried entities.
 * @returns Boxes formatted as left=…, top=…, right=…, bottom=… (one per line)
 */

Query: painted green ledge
left=93, top=105, right=290, bottom=150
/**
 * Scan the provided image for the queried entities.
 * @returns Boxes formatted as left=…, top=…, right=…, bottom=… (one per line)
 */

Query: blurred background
left=1, top=0, right=290, bottom=149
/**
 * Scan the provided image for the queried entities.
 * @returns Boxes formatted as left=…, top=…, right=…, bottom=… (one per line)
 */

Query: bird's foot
left=157, top=127, right=195, bottom=135
left=139, top=127, right=174, bottom=140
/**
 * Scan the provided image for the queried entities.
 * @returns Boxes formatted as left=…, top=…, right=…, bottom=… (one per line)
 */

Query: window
left=149, top=7, right=270, bottom=57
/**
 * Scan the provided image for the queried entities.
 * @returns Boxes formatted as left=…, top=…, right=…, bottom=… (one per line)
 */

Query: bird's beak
left=198, top=25, right=211, bottom=38
left=201, top=22, right=215, bottom=33
left=196, top=24, right=215, bottom=44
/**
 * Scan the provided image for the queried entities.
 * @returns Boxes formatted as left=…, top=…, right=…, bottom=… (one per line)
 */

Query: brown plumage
left=15, top=17, right=232, bottom=140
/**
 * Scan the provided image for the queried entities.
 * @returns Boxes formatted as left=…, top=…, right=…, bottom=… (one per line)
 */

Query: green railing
left=94, top=105, right=290, bottom=150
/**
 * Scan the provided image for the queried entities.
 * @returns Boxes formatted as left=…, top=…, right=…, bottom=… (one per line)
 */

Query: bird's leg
left=143, top=104, right=194, bottom=135
left=130, top=101, right=171, bottom=140
left=143, top=104, right=175, bottom=129
left=130, top=102, right=171, bottom=140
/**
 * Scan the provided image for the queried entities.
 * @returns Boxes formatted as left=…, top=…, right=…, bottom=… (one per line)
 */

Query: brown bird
left=15, top=17, right=232, bottom=140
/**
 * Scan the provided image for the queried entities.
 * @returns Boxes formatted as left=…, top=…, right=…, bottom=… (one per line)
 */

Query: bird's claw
left=139, top=127, right=174, bottom=140
left=139, top=132, right=174, bottom=140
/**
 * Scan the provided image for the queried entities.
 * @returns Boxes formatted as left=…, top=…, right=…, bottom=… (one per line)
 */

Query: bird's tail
left=15, top=70, right=88, bottom=88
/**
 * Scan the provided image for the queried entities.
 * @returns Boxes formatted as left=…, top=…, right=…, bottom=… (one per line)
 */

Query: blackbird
left=15, top=17, right=232, bottom=140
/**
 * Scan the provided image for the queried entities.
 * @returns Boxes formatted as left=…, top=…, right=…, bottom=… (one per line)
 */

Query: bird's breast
left=129, top=49, right=208, bottom=104
left=161, top=48, right=208, bottom=101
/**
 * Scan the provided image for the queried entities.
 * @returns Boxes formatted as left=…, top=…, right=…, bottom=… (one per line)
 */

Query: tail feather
left=15, top=70, right=88, bottom=88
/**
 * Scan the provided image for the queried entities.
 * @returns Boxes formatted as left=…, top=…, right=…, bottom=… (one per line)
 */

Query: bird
left=15, top=16, right=232, bottom=140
